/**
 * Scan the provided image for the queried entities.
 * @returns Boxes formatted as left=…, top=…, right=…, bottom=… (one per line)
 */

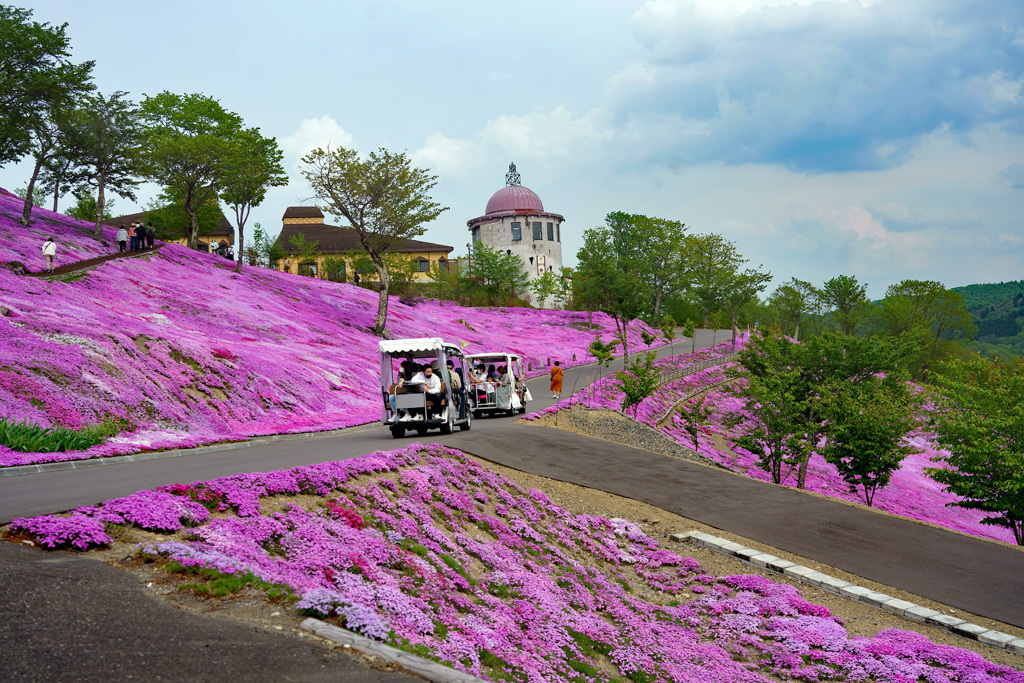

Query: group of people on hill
left=116, top=222, right=154, bottom=253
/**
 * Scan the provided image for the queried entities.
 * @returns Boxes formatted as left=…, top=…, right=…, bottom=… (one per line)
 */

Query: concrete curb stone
left=673, top=529, right=1021, bottom=653
left=300, top=618, right=490, bottom=683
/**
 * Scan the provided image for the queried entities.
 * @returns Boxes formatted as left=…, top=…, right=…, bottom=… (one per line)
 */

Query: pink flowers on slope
left=0, top=190, right=660, bottom=466
left=9, top=444, right=1022, bottom=682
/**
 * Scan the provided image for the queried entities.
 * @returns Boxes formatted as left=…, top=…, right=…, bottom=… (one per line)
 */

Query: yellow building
left=274, top=206, right=453, bottom=282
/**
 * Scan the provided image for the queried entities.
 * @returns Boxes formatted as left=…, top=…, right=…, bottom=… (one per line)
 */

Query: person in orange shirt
left=549, top=361, right=563, bottom=399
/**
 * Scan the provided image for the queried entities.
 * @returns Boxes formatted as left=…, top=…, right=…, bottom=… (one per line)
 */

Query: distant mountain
left=952, top=280, right=1024, bottom=360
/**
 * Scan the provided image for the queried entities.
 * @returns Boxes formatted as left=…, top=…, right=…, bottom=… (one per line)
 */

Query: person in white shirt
left=116, top=226, right=129, bottom=253
left=41, top=237, right=56, bottom=273
left=409, top=364, right=443, bottom=420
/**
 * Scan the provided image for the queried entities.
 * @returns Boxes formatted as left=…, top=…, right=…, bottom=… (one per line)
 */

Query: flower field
left=0, top=189, right=659, bottom=466
left=528, top=339, right=1021, bottom=546
left=7, top=443, right=1022, bottom=682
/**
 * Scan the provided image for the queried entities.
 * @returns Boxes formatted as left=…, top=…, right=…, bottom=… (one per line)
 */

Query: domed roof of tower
left=485, top=185, right=544, bottom=215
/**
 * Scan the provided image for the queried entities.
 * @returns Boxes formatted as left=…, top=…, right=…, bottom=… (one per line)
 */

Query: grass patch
left=0, top=415, right=130, bottom=453
left=163, top=560, right=296, bottom=601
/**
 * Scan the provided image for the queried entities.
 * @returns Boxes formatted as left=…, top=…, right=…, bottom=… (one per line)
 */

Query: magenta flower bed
left=9, top=444, right=1022, bottom=682
left=0, top=189, right=660, bottom=466
left=534, top=337, right=1020, bottom=545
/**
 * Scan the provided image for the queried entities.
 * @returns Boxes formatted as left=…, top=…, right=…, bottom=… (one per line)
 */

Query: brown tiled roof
left=275, top=222, right=453, bottom=254
left=103, top=210, right=234, bottom=233
left=282, top=206, right=325, bottom=220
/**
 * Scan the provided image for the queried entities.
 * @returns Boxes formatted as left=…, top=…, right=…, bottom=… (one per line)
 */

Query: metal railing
left=654, top=352, right=739, bottom=388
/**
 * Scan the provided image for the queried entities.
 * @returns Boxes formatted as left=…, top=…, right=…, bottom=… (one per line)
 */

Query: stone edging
left=299, top=618, right=489, bottom=683
left=672, top=530, right=1024, bottom=654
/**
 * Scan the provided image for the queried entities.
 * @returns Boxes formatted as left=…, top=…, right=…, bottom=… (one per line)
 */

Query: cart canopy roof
left=379, top=337, right=462, bottom=357
left=466, top=352, right=522, bottom=363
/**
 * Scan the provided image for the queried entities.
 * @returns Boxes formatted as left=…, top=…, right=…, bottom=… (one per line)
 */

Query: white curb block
left=671, top=529, right=1021, bottom=653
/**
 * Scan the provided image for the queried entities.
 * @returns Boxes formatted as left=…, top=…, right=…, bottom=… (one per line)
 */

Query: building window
left=557, top=224, right=560, bottom=242
left=533, top=222, right=542, bottom=240
left=472, top=228, right=481, bottom=242
left=529, top=256, right=534, bottom=265
left=547, top=222, right=554, bottom=240
left=298, top=261, right=317, bottom=277
left=417, top=258, right=430, bottom=272
left=511, top=223, right=522, bottom=241
left=438, top=257, right=449, bottom=273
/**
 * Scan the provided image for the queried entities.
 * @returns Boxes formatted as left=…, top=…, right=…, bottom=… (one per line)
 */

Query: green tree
left=145, top=190, right=225, bottom=242
left=681, top=320, right=697, bottom=354
left=735, top=329, right=902, bottom=488
left=927, top=354, right=1024, bottom=545
left=219, top=127, right=287, bottom=272
left=14, top=184, right=47, bottom=208
left=0, top=7, right=94, bottom=167
left=73, top=91, right=143, bottom=238
left=878, top=280, right=977, bottom=376
left=555, top=266, right=573, bottom=309
left=471, top=242, right=527, bottom=305
left=678, top=394, right=713, bottom=452
left=575, top=219, right=648, bottom=362
left=822, top=274, right=868, bottom=335
left=687, top=234, right=742, bottom=328
left=140, top=92, right=243, bottom=250
left=528, top=269, right=561, bottom=308
left=246, top=222, right=284, bottom=267
left=615, top=351, right=659, bottom=417
left=819, top=377, right=919, bottom=507
left=65, top=190, right=114, bottom=222
left=659, top=315, right=676, bottom=356
left=286, top=232, right=319, bottom=274
left=769, top=278, right=819, bottom=340
left=723, top=266, right=771, bottom=348
left=302, top=146, right=448, bottom=337
left=604, top=211, right=690, bottom=320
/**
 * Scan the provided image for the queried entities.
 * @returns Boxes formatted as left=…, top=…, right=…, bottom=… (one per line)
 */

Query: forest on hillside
left=953, top=280, right=1024, bottom=360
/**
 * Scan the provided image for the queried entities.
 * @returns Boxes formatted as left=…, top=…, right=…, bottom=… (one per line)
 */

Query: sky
left=3, top=0, right=1023, bottom=299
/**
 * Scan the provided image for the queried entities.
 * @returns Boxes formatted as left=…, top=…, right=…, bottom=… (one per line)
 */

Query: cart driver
left=411, top=364, right=443, bottom=419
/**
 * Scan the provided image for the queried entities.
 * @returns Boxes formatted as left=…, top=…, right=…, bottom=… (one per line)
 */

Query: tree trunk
left=794, top=320, right=800, bottom=341
left=93, top=175, right=106, bottom=239
left=730, top=311, right=739, bottom=349
left=186, top=204, right=200, bottom=250
left=52, top=183, right=59, bottom=213
left=797, top=456, right=808, bottom=489
left=372, top=255, right=391, bottom=338
left=20, top=157, right=44, bottom=226
left=653, top=290, right=663, bottom=321
left=235, top=214, right=246, bottom=273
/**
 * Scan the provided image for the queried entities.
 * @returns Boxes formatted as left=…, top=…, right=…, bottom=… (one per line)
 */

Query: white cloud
left=411, top=132, right=481, bottom=175
left=480, top=107, right=613, bottom=161
left=279, top=116, right=355, bottom=171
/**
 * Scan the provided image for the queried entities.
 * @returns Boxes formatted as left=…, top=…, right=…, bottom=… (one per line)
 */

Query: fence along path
left=653, top=352, right=739, bottom=429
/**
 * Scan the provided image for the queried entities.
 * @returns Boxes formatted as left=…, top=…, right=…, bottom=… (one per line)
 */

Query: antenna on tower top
left=505, top=162, right=521, bottom=187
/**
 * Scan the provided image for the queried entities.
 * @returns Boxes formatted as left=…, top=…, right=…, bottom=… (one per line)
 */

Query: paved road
left=453, top=422, right=1024, bottom=629
left=0, top=329, right=731, bottom=522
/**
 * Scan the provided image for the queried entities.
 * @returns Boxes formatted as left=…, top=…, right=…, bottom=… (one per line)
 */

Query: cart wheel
left=506, top=408, right=516, bottom=417
left=460, top=411, right=472, bottom=431
left=414, top=425, right=427, bottom=435
left=518, top=406, right=526, bottom=414
left=440, top=412, right=454, bottom=435
left=390, top=424, right=406, bottom=439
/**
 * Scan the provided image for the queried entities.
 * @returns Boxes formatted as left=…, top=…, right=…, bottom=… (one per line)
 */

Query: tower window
left=547, top=222, right=554, bottom=240
left=556, top=224, right=560, bottom=242
left=533, top=222, right=542, bottom=240
left=511, top=223, right=522, bottom=241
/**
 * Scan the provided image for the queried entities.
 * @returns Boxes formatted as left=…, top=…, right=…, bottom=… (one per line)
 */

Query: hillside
left=0, top=190, right=659, bottom=466
left=952, top=280, right=1024, bottom=359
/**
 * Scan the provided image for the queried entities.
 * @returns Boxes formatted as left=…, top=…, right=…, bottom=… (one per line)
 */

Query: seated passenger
left=409, top=364, right=443, bottom=420
left=487, top=364, right=499, bottom=381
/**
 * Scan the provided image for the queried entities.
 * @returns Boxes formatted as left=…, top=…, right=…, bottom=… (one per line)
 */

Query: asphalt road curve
left=454, top=422, right=1024, bottom=629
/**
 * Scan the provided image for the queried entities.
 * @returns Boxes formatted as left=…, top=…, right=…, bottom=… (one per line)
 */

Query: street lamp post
left=466, top=243, right=472, bottom=306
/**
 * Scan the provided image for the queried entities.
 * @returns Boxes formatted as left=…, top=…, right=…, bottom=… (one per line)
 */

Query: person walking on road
left=549, top=360, right=563, bottom=399
left=116, top=225, right=128, bottom=253
left=134, top=222, right=147, bottom=251
left=41, top=237, right=56, bottom=273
